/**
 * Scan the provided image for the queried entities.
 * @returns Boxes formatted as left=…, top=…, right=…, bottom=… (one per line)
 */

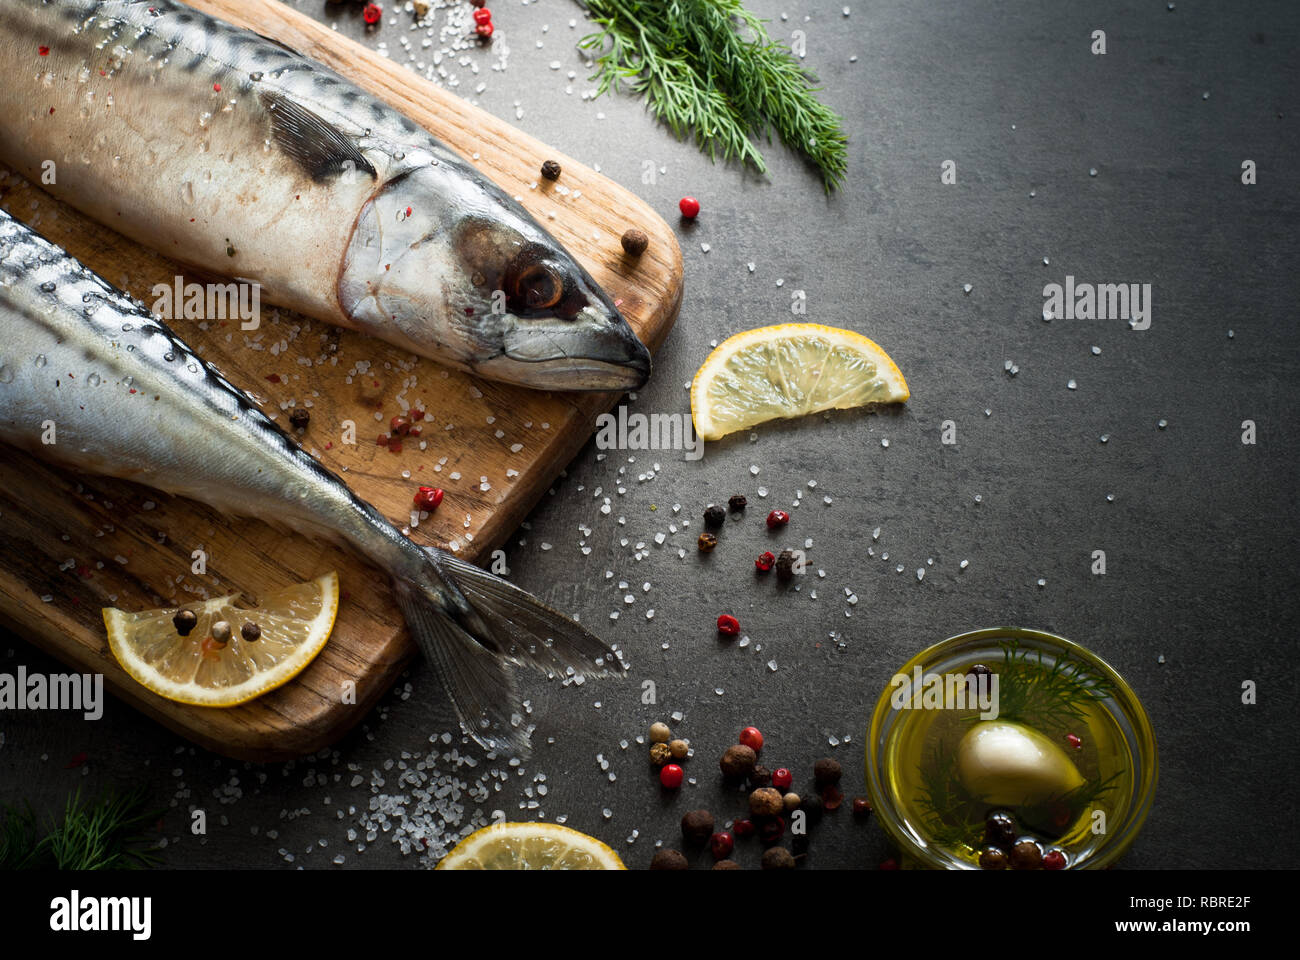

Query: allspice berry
left=540, top=159, right=562, bottom=181
left=680, top=809, right=714, bottom=845
left=979, top=846, right=1009, bottom=870
left=761, top=847, right=796, bottom=870
left=712, top=859, right=741, bottom=870
left=749, top=787, right=784, bottom=817
left=668, top=739, right=689, bottom=760
left=172, top=609, right=198, bottom=637
left=813, top=757, right=842, bottom=787
left=719, top=744, right=756, bottom=780
left=620, top=228, right=649, bottom=257
left=649, top=849, right=689, bottom=870
left=649, top=742, right=672, bottom=766
left=649, top=721, right=672, bottom=743
left=1010, top=838, right=1044, bottom=870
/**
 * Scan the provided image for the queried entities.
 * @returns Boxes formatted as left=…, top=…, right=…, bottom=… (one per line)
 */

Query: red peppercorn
left=732, top=818, right=755, bottom=838
left=390, top=415, right=411, bottom=436
left=772, top=767, right=793, bottom=791
left=387, top=439, right=403, bottom=453
left=879, top=858, right=900, bottom=870
left=472, top=8, right=492, bottom=24
left=755, top=550, right=776, bottom=572
left=852, top=797, right=873, bottom=818
left=766, top=510, right=790, bottom=529
left=362, top=3, right=382, bottom=26
left=821, top=785, right=843, bottom=810
left=376, top=434, right=389, bottom=446
left=678, top=196, right=701, bottom=218
left=758, top=816, right=785, bottom=845
left=1042, top=849, right=1067, bottom=870
left=414, top=486, right=444, bottom=512
left=475, top=21, right=494, bottom=38
left=659, top=763, right=684, bottom=789
left=716, top=614, right=740, bottom=636
left=1066, top=733, right=1083, bottom=750
left=710, top=832, right=734, bottom=860
left=738, top=726, right=764, bottom=753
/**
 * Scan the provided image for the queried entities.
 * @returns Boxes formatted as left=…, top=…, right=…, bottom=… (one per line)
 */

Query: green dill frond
left=0, top=786, right=163, bottom=871
left=993, top=640, right=1116, bottom=733
left=578, top=0, right=848, bottom=190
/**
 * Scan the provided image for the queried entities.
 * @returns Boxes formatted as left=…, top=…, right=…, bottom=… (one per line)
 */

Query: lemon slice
left=103, top=571, right=339, bottom=707
left=436, top=822, right=626, bottom=870
left=691, top=323, right=909, bottom=441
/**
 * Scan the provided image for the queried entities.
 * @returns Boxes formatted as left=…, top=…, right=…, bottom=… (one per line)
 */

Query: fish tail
left=392, top=548, right=624, bottom=755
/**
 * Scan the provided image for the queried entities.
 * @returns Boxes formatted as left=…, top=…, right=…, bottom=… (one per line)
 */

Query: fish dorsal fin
left=260, top=91, right=377, bottom=183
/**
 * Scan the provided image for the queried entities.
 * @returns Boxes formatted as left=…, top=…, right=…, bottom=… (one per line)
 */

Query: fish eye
left=515, top=264, right=562, bottom=310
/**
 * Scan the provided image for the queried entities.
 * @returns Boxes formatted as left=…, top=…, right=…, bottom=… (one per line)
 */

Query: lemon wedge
left=690, top=323, right=909, bottom=441
left=436, top=822, right=626, bottom=870
left=103, top=571, right=339, bottom=707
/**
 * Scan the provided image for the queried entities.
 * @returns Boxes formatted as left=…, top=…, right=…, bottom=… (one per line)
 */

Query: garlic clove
left=957, top=720, right=1084, bottom=807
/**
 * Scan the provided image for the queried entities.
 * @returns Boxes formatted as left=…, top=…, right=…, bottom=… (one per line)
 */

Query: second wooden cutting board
left=0, top=0, right=682, bottom=760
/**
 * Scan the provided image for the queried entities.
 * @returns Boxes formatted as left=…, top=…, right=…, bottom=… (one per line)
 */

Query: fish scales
left=0, top=0, right=651, bottom=390
left=0, top=209, right=624, bottom=753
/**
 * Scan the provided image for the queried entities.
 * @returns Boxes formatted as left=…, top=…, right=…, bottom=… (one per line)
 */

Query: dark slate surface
left=1, top=0, right=1296, bottom=870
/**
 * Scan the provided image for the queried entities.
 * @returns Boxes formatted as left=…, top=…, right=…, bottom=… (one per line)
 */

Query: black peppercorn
left=649, top=849, right=689, bottom=870
left=798, top=793, right=824, bottom=825
left=620, top=228, right=649, bottom=256
left=703, top=504, right=725, bottom=529
left=984, top=810, right=1018, bottom=849
left=697, top=532, right=718, bottom=552
left=289, top=408, right=310, bottom=430
left=728, top=494, right=747, bottom=512
left=240, top=621, right=261, bottom=642
left=979, top=846, right=1009, bottom=870
left=540, top=159, right=562, bottom=181
left=720, top=744, right=756, bottom=779
left=747, top=764, right=772, bottom=789
left=775, top=549, right=796, bottom=581
left=172, top=609, right=197, bottom=637
left=813, top=757, right=842, bottom=788
left=680, top=809, right=714, bottom=845
left=761, top=846, right=796, bottom=869
left=791, top=833, right=810, bottom=856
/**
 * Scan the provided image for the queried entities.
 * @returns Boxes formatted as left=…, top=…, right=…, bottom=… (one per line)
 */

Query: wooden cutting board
left=0, top=0, right=681, bottom=761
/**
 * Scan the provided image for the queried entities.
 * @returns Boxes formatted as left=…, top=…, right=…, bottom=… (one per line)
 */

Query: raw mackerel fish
left=0, top=0, right=651, bottom=390
left=0, top=208, right=624, bottom=752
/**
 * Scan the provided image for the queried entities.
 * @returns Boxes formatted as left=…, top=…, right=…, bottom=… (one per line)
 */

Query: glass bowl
left=865, top=627, right=1158, bottom=869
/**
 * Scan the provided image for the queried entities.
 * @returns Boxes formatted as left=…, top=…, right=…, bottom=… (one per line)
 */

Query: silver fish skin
left=0, top=208, right=623, bottom=752
left=0, top=0, right=651, bottom=391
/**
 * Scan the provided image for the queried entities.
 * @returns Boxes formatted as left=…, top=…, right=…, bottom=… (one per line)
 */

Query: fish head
left=339, top=163, right=651, bottom=391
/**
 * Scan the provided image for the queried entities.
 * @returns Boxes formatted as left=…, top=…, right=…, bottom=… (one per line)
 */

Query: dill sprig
left=578, top=0, right=849, bottom=190
left=992, top=640, right=1116, bottom=734
left=0, top=787, right=162, bottom=870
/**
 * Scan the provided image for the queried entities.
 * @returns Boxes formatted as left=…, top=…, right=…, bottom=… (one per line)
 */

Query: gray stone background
left=1, top=0, right=1297, bottom=870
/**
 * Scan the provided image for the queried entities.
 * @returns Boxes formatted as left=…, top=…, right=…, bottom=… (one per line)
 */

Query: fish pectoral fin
left=433, top=551, right=626, bottom=681
left=259, top=91, right=377, bottom=183
left=393, top=577, right=530, bottom=755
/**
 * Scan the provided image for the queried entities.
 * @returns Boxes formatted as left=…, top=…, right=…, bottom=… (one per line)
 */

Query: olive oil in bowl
left=866, top=628, right=1157, bottom=869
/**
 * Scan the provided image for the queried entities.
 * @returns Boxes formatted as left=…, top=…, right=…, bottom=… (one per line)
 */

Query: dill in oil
left=887, top=640, right=1131, bottom=865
